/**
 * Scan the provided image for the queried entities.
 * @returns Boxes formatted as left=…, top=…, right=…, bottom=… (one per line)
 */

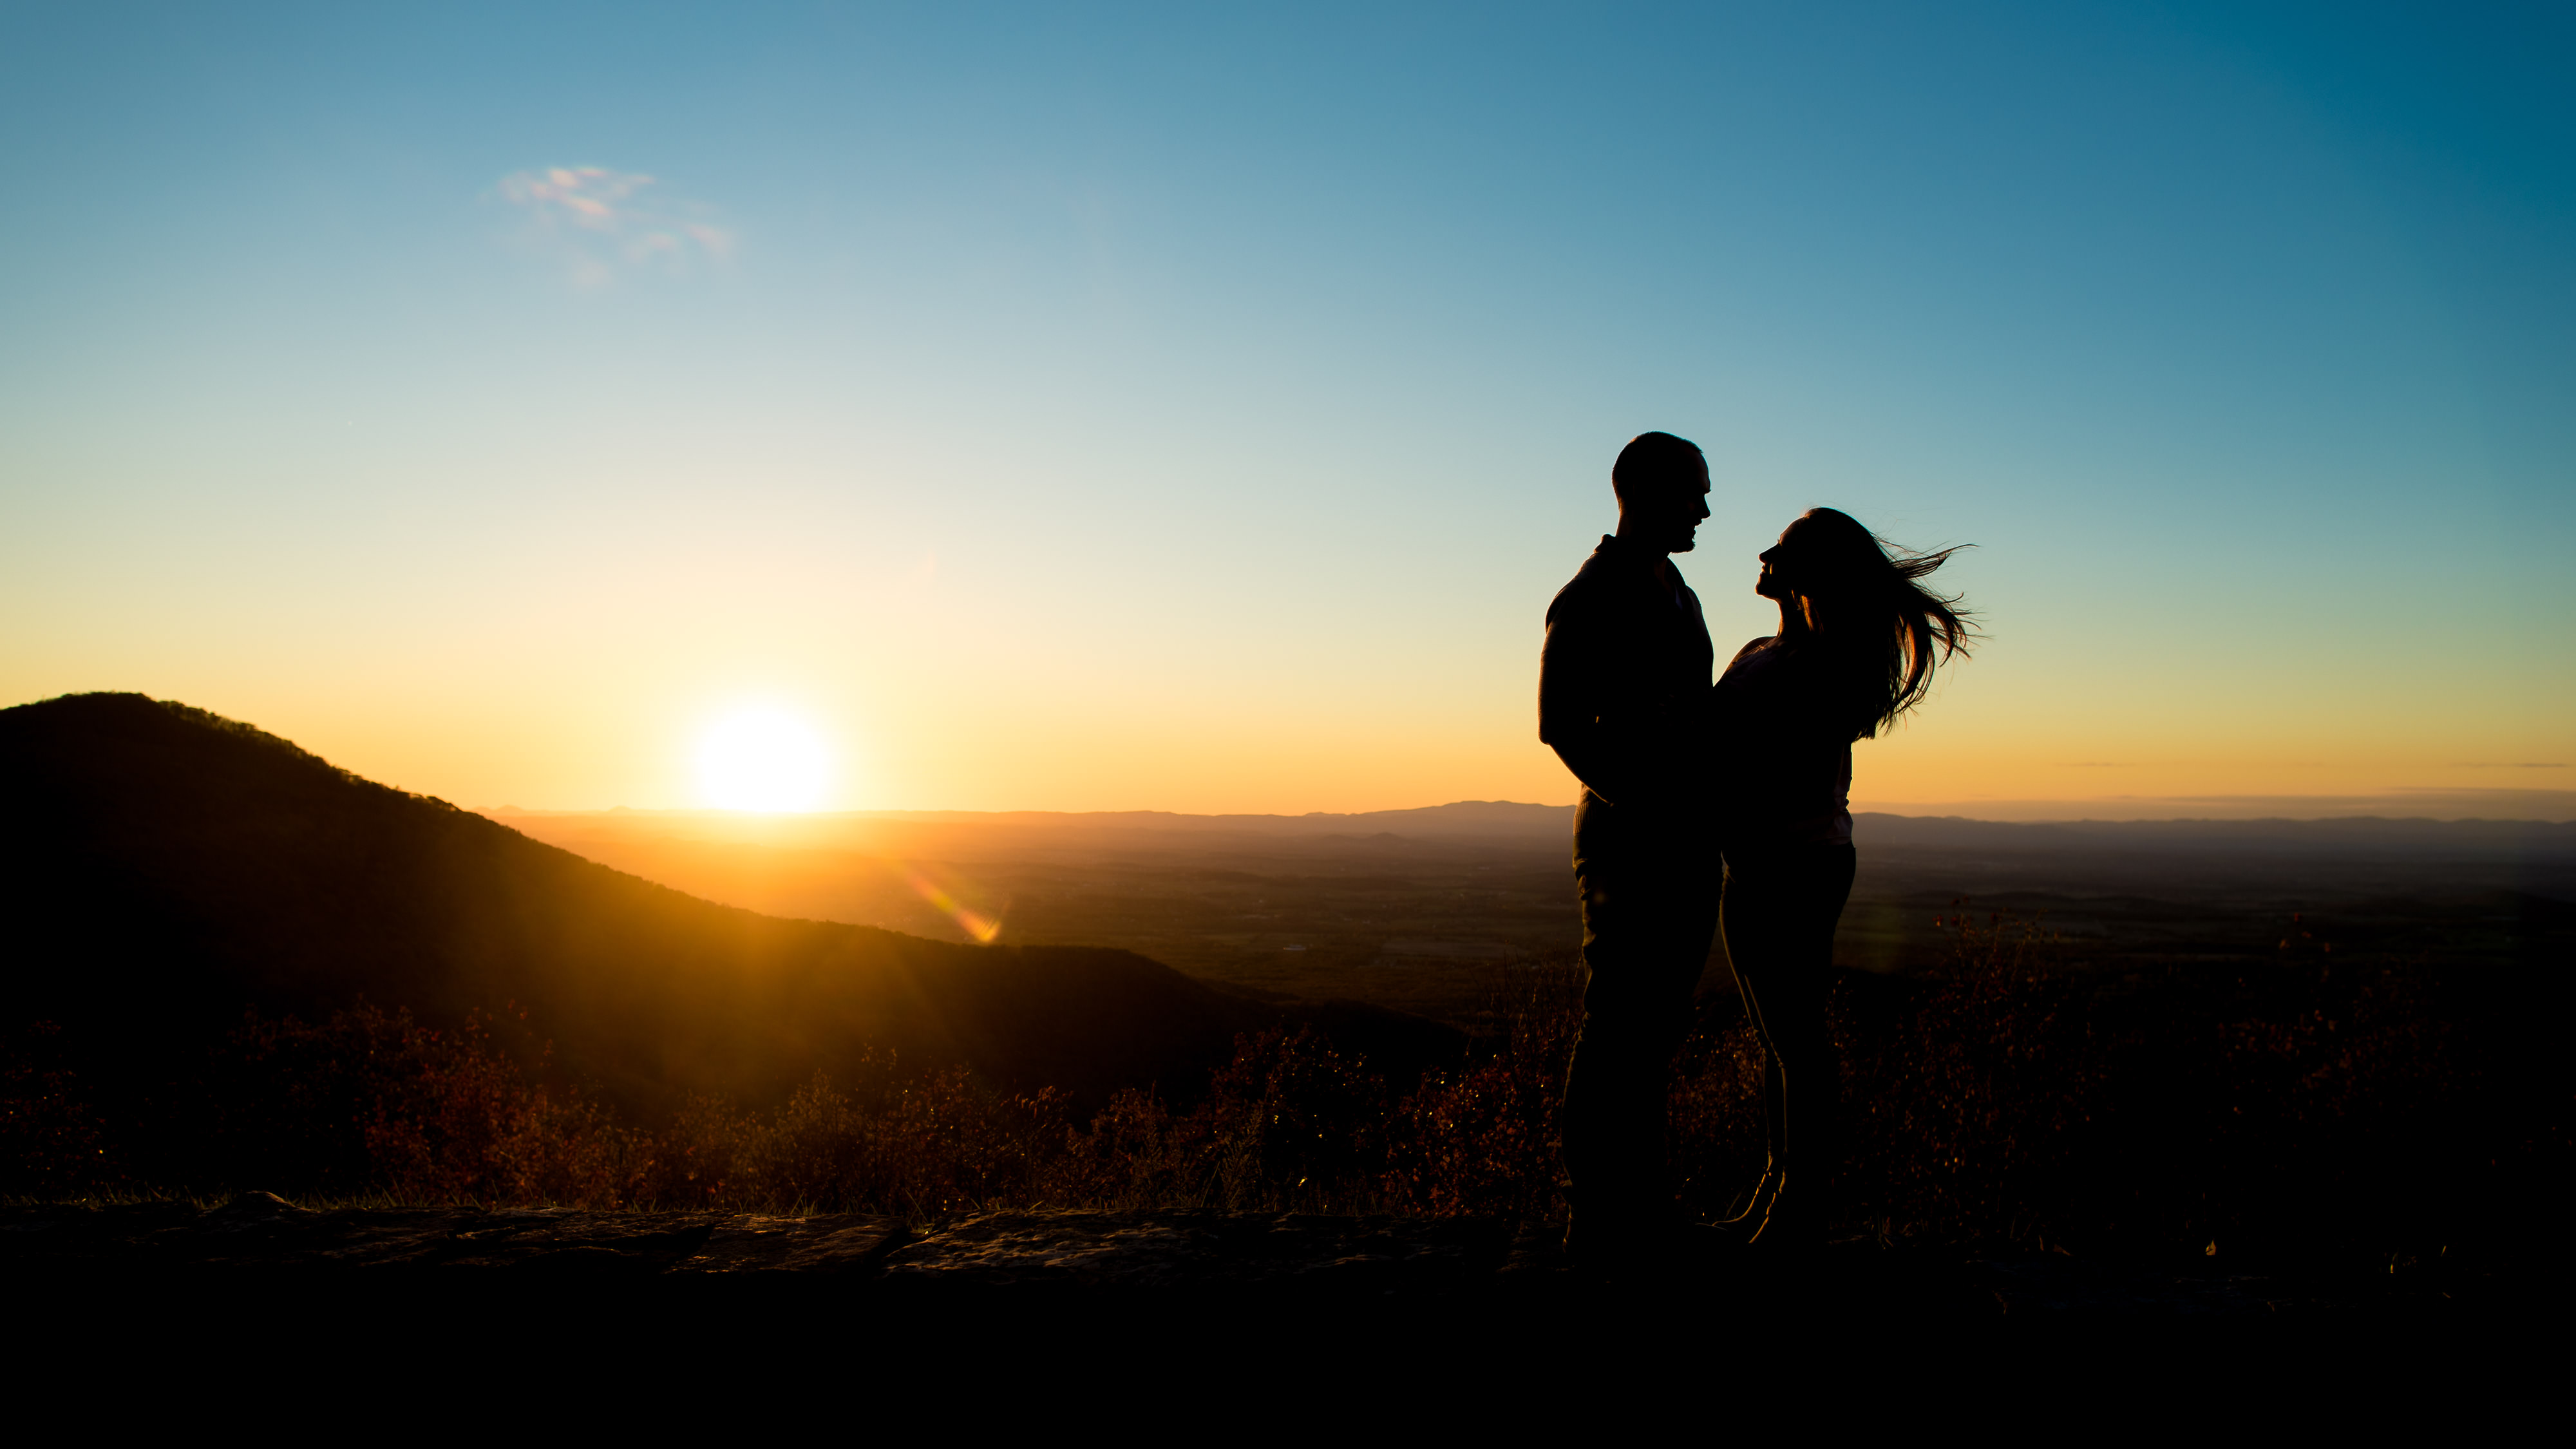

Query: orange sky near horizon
left=8, top=431, right=2566, bottom=820
left=33, top=623, right=2566, bottom=822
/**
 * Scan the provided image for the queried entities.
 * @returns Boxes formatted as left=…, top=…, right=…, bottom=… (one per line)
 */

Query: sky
left=2, top=1, right=2570, bottom=817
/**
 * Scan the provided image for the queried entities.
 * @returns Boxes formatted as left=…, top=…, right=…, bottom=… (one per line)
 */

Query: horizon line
left=471, top=791, right=2576, bottom=827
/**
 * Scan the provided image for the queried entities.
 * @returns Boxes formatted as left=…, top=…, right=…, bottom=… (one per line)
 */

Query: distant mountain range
left=0, top=694, right=1456, bottom=1117
left=487, top=797, right=2576, bottom=860
left=1852, top=811, right=2576, bottom=862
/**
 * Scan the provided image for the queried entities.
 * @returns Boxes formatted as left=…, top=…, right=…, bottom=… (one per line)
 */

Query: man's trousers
left=1561, top=795, right=1721, bottom=1221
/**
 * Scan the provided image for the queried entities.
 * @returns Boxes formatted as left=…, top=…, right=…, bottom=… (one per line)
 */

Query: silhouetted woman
left=1712, top=507, right=1971, bottom=1247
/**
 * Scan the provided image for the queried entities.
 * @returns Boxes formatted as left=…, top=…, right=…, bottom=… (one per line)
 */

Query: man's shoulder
left=1546, top=538, right=1636, bottom=624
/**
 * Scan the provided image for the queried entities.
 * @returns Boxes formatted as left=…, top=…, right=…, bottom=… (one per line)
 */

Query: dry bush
left=641, top=1060, right=1072, bottom=1215
left=8, top=921, right=2553, bottom=1271
left=1831, top=911, right=2098, bottom=1245
left=1379, top=966, right=1582, bottom=1218
left=1043, top=1028, right=1391, bottom=1213
left=357, top=1012, right=647, bottom=1207
left=0, top=1021, right=115, bottom=1195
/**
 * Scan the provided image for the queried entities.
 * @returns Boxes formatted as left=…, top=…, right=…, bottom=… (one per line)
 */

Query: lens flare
left=893, top=862, right=1001, bottom=943
left=696, top=709, right=830, bottom=812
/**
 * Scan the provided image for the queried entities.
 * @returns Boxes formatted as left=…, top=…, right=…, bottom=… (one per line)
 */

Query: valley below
left=491, top=803, right=2576, bottom=1028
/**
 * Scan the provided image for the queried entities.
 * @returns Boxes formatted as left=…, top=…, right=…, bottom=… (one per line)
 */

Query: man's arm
left=1539, top=605, right=1640, bottom=808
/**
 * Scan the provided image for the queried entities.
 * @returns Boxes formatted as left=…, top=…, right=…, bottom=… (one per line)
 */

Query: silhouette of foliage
left=0, top=1023, right=114, bottom=1195
left=8, top=911, right=2558, bottom=1280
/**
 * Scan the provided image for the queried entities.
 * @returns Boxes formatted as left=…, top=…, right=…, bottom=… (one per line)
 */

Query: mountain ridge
left=0, top=693, right=1458, bottom=1119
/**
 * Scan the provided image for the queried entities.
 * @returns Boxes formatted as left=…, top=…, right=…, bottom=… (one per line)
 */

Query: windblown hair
left=1787, top=507, right=1975, bottom=740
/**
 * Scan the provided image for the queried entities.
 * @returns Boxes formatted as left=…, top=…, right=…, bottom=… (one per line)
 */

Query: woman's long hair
left=1782, top=507, right=1975, bottom=740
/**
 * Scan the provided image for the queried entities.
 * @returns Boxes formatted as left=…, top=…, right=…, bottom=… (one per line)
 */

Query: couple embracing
left=1539, top=430, right=1971, bottom=1262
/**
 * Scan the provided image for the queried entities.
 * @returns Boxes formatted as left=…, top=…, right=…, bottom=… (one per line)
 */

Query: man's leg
left=1563, top=807, right=1720, bottom=1240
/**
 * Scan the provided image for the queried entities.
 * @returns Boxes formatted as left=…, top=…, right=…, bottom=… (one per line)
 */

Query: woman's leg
left=1720, top=845, right=1857, bottom=1242
left=1720, top=862, right=1795, bottom=1216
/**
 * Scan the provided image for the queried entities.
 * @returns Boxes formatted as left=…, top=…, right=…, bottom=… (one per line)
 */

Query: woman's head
left=1757, top=507, right=1973, bottom=739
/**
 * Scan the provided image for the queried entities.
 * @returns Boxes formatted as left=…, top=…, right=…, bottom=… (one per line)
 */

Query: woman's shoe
left=1714, top=1168, right=1778, bottom=1231
left=1740, top=1171, right=1828, bottom=1254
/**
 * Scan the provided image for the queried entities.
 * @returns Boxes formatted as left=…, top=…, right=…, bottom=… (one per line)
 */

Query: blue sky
left=2, top=1, right=2568, bottom=814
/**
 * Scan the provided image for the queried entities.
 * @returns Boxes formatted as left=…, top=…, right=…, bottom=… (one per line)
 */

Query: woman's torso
left=1713, top=638, right=1855, bottom=850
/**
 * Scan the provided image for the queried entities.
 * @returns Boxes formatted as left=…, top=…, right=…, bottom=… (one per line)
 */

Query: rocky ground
left=0, top=1193, right=2501, bottom=1329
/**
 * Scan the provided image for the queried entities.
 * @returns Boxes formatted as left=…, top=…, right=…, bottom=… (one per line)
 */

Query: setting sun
left=695, top=708, right=833, bottom=812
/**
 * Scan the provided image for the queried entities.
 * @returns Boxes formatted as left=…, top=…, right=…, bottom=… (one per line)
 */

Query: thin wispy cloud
left=495, top=166, right=734, bottom=285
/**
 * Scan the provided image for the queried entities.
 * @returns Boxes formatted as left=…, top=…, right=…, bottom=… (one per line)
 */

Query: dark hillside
left=0, top=694, right=1455, bottom=1118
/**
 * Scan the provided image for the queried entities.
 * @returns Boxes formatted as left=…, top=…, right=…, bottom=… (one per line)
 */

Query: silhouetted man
left=1539, top=431, right=1718, bottom=1256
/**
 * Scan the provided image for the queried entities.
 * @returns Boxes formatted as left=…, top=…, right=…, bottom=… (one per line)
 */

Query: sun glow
left=696, top=708, right=832, bottom=812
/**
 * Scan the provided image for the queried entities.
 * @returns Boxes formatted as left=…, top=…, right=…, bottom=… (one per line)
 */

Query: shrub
left=6, top=919, right=2559, bottom=1274
left=1832, top=911, right=2098, bottom=1245
left=0, top=1021, right=115, bottom=1196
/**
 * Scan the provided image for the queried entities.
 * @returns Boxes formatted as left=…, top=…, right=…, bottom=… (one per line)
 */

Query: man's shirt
left=1538, top=533, right=1715, bottom=815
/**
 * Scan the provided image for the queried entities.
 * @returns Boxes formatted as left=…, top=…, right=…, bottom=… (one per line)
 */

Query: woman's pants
left=1720, top=843, right=1857, bottom=1214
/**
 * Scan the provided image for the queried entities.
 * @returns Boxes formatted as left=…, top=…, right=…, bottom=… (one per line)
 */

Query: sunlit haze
left=3, top=3, right=2568, bottom=818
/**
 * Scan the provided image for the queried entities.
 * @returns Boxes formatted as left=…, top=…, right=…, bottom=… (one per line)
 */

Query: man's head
left=1611, top=431, right=1711, bottom=554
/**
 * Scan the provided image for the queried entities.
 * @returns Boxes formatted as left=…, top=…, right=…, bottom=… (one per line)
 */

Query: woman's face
left=1755, top=520, right=1811, bottom=601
